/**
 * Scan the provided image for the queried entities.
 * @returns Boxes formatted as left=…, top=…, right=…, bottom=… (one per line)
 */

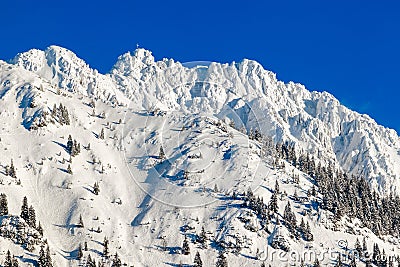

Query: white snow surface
left=0, top=46, right=398, bottom=266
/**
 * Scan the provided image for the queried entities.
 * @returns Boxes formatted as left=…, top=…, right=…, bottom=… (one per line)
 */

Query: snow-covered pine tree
left=67, top=164, right=72, bottom=174
left=159, top=146, right=165, bottom=160
left=46, top=246, right=53, bottom=267
left=78, top=214, right=84, bottom=228
left=99, top=128, right=105, bottom=139
left=87, top=255, right=95, bottom=267
left=38, top=245, right=46, bottom=267
left=372, top=243, right=380, bottom=265
left=293, top=190, right=299, bottom=201
left=111, top=253, right=121, bottom=267
left=77, top=244, right=83, bottom=260
left=20, top=196, right=29, bottom=223
left=182, top=235, right=190, bottom=255
left=194, top=251, right=202, bottom=267
left=355, top=238, right=362, bottom=257
left=103, top=236, right=109, bottom=258
left=216, top=250, right=228, bottom=267
left=214, top=184, right=218, bottom=193
left=4, top=250, right=12, bottom=267
left=67, top=135, right=73, bottom=154
left=274, top=180, right=280, bottom=194
left=198, top=226, right=207, bottom=246
left=0, top=193, right=8, bottom=215
left=51, top=104, right=57, bottom=118
left=93, top=182, right=100, bottom=195
left=269, top=189, right=278, bottom=214
left=37, top=221, right=43, bottom=236
left=304, top=221, right=313, bottom=241
left=28, top=205, right=36, bottom=228
left=9, top=159, right=16, bottom=178
left=72, top=140, right=78, bottom=156
left=283, top=201, right=298, bottom=237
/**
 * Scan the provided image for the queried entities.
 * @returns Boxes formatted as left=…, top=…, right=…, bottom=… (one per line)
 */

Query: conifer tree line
left=51, top=103, right=70, bottom=125
left=246, top=127, right=400, bottom=238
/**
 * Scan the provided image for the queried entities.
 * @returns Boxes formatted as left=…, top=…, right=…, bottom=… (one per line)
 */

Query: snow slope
left=0, top=46, right=399, bottom=266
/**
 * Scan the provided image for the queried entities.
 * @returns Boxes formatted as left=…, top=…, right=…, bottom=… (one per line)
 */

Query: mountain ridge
left=8, top=45, right=400, bottom=194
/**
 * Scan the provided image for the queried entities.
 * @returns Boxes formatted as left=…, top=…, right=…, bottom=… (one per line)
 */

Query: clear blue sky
left=1, top=0, right=399, bottom=132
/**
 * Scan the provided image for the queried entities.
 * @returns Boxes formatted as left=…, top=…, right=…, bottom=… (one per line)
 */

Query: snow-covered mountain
left=0, top=46, right=399, bottom=266
left=11, top=46, right=400, bottom=194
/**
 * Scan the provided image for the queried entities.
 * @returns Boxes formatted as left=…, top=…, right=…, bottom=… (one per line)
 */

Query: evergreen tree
left=4, top=250, right=12, bottom=267
left=67, top=135, right=73, bottom=154
left=304, top=221, right=313, bottom=241
left=182, top=235, right=190, bottom=255
left=46, top=246, right=53, bottom=267
left=111, top=253, right=121, bottom=267
left=283, top=201, right=297, bottom=237
left=216, top=250, right=228, bottom=267
left=93, top=182, right=100, bottom=195
left=71, top=140, right=79, bottom=156
left=77, top=244, right=83, bottom=260
left=87, top=255, right=95, bottom=267
left=37, top=221, right=44, bottom=236
left=78, top=214, right=84, bottom=228
left=67, top=164, right=72, bottom=174
left=20, top=196, right=29, bottom=223
left=293, top=190, right=299, bottom=201
left=354, top=238, right=362, bottom=257
left=99, top=128, right=105, bottom=139
left=194, top=251, right=202, bottom=267
left=269, top=190, right=278, bottom=214
left=84, top=241, right=88, bottom=251
left=28, top=205, right=36, bottom=228
left=51, top=104, right=57, bottom=117
left=274, top=180, right=280, bottom=195
left=9, top=159, right=16, bottom=178
left=0, top=193, right=8, bottom=215
left=372, top=243, right=381, bottom=265
left=103, top=236, right=109, bottom=258
left=159, top=146, right=166, bottom=160
left=198, top=226, right=207, bottom=246
left=38, top=245, right=46, bottom=267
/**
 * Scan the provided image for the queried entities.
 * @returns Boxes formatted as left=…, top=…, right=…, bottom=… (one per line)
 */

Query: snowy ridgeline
left=0, top=47, right=398, bottom=266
